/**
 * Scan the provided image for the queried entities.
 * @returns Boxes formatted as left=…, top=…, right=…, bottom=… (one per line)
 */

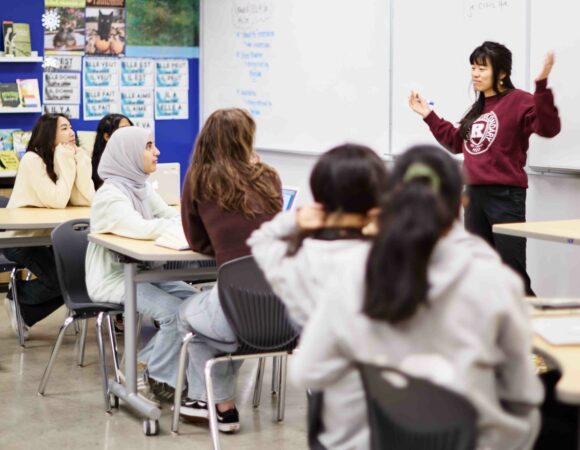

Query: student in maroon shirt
left=408, top=41, right=560, bottom=296
left=178, top=108, right=282, bottom=433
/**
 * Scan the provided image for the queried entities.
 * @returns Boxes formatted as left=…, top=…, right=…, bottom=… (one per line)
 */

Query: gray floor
left=0, top=298, right=307, bottom=450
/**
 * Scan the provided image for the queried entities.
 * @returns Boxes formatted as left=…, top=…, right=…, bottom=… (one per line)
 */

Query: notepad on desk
left=154, top=227, right=190, bottom=251
left=533, top=316, right=580, bottom=345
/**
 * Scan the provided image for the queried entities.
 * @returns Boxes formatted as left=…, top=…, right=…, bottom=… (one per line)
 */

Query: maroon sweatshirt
left=423, top=79, right=561, bottom=188
left=181, top=171, right=282, bottom=268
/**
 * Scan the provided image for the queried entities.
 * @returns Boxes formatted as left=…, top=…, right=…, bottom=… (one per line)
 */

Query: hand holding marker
left=408, top=90, right=434, bottom=118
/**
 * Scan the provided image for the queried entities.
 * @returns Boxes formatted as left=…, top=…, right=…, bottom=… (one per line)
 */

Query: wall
left=1, top=0, right=199, bottom=185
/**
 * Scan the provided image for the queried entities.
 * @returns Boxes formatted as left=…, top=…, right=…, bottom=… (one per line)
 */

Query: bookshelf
left=0, top=106, right=42, bottom=113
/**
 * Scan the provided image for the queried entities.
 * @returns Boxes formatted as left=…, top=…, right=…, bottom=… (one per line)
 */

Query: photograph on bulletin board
left=85, top=6, right=126, bottom=55
left=125, top=0, right=199, bottom=58
left=43, top=4, right=86, bottom=55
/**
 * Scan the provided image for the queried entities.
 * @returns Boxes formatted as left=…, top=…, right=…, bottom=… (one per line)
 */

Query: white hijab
left=98, top=126, right=153, bottom=219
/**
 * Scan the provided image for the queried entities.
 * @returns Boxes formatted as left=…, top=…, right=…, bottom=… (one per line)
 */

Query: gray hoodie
left=288, top=221, right=543, bottom=450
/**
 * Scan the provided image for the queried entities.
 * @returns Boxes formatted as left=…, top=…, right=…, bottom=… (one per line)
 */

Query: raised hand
left=536, top=51, right=555, bottom=81
left=408, top=90, right=432, bottom=118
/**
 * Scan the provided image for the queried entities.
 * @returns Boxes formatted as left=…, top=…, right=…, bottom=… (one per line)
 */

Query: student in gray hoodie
left=290, top=145, right=543, bottom=450
left=249, top=143, right=389, bottom=449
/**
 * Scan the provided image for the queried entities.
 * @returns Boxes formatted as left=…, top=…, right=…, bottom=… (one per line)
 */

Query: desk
left=88, top=233, right=217, bottom=434
left=493, top=219, right=580, bottom=245
left=0, top=207, right=91, bottom=248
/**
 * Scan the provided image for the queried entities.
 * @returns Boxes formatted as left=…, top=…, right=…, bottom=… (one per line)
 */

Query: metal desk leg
left=107, top=262, right=161, bottom=435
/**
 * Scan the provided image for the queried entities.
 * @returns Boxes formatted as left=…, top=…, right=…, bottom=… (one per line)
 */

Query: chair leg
left=37, top=316, right=75, bottom=395
left=10, top=268, right=26, bottom=348
left=105, top=314, right=121, bottom=383
left=277, top=354, right=288, bottom=422
left=171, top=332, right=194, bottom=434
left=76, top=319, right=88, bottom=367
left=205, top=359, right=221, bottom=450
left=95, top=312, right=111, bottom=413
left=252, top=358, right=266, bottom=408
left=271, top=356, right=280, bottom=395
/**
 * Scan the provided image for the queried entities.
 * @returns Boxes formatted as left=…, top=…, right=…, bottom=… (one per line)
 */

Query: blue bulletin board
left=0, top=0, right=199, bottom=187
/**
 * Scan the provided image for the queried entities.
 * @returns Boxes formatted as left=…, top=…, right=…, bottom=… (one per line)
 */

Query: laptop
left=282, top=186, right=299, bottom=211
left=148, top=162, right=181, bottom=205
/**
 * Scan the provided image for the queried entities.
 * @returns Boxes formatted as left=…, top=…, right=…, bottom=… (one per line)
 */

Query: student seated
left=85, top=126, right=196, bottom=403
left=4, top=113, right=95, bottom=336
left=91, top=113, right=133, bottom=190
left=290, top=145, right=544, bottom=450
left=178, top=108, right=282, bottom=432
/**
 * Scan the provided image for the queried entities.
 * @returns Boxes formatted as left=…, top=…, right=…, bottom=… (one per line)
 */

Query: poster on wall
left=155, top=87, right=188, bottom=120
left=85, top=6, right=126, bottom=56
left=87, top=0, right=125, bottom=5
left=43, top=1, right=86, bottom=55
left=131, top=118, right=155, bottom=136
left=155, top=59, right=188, bottom=89
left=83, top=87, right=119, bottom=120
left=43, top=104, right=80, bottom=119
left=120, top=58, right=155, bottom=87
left=43, top=72, right=81, bottom=104
left=126, top=0, right=199, bottom=58
left=43, top=55, right=83, bottom=72
left=83, top=57, right=119, bottom=87
left=120, top=88, right=154, bottom=119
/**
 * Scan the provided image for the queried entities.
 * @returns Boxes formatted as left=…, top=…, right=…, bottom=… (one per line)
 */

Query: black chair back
left=217, top=255, right=299, bottom=354
left=359, top=365, right=478, bottom=450
left=51, top=219, right=116, bottom=315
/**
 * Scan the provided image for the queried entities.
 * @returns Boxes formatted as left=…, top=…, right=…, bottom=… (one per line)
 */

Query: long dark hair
left=287, top=143, right=388, bottom=254
left=26, top=113, right=70, bottom=183
left=459, top=41, right=516, bottom=139
left=92, top=113, right=133, bottom=189
left=363, top=145, right=463, bottom=324
left=187, top=108, right=282, bottom=217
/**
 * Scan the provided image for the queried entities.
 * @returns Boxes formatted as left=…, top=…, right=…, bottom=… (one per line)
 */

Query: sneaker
left=216, top=406, right=240, bottom=433
left=179, top=398, right=209, bottom=423
left=4, top=298, right=29, bottom=341
left=147, top=372, right=176, bottom=404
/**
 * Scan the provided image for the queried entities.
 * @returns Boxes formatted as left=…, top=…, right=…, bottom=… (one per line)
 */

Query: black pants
left=4, top=246, right=64, bottom=327
left=465, top=185, right=534, bottom=296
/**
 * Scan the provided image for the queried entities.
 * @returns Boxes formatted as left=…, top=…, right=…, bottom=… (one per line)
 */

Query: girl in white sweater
left=85, top=126, right=196, bottom=402
left=5, top=113, right=95, bottom=333
left=291, top=145, right=543, bottom=450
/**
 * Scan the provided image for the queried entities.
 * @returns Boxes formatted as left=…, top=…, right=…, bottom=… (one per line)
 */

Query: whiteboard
left=528, top=0, right=580, bottom=170
left=201, top=0, right=390, bottom=155
left=390, top=0, right=529, bottom=154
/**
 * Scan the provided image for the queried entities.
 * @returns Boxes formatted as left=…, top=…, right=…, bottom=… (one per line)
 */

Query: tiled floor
left=0, top=298, right=307, bottom=450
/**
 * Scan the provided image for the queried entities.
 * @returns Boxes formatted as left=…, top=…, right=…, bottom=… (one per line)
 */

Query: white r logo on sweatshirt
left=464, top=111, right=499, bottom=155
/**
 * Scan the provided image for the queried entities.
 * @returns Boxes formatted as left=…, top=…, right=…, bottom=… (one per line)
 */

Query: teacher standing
left=409, top=41, right=560, bottom=296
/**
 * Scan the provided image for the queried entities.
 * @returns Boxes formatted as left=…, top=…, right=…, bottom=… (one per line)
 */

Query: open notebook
left=533, top=316, right=580, bottom=345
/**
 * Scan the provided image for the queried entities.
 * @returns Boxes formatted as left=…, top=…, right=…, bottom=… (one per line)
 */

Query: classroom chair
left=37, top=219, right=124, bottom=412
left=171, top=255, right=300, bottom=450
left=0, top=195, right=29, bottom=347
left=359, top=364, right=478, bottom=450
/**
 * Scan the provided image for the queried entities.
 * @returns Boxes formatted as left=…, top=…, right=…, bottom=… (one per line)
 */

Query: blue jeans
left=131, top=281, right=197, bottom=387
left=179, top=286, right=242, bottom=403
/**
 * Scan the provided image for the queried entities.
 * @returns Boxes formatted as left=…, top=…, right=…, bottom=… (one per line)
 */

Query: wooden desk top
left=88, top=233, right=214, bottom=262
left=493, top=219, right=580, bottom=245
left=0, top=207, right=91, bottom=229
left=531, top=305, right=580, bottom=404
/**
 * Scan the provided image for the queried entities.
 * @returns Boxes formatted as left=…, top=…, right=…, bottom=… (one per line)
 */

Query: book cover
left=11, top=23, right=31, bottom=57
left=0, top=150, right=20, bottom=171
left=2, top=21, right=14, bottom=55
left=12, top=130, right=31, bottom=158
left=0, top=82, right=20, bottom=108
left=0, top=129, right=20, bottom=150
left=16, top=79, right=40, bottom=108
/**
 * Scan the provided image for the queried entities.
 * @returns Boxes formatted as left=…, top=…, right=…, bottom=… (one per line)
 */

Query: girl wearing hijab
left=85, top=126, right=196, bottom=403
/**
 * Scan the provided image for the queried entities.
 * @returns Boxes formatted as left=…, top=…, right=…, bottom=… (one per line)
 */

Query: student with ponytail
left=291, top=145, right=543, bottom=450
left=409, top=41, right=560, bottom=296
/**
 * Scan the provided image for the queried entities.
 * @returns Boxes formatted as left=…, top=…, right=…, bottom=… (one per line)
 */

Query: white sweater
left=290, top=223, right=543, bottom=450
left=8, top=145, right=94, bottom=209
left=85, top=183, right=180, bottom=304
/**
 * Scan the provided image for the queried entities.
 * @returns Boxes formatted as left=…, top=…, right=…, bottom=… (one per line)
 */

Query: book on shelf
left=12, top=130, right=31, bottom=158
left=0, top=129, right=20, bottom=151
left=0, top=82, right=20, bottom=108
left=16, top=79, right=40, bottom=108
left=3, top=23, right=31, bottom=57
left=0, top=150, right=19, bottom=171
